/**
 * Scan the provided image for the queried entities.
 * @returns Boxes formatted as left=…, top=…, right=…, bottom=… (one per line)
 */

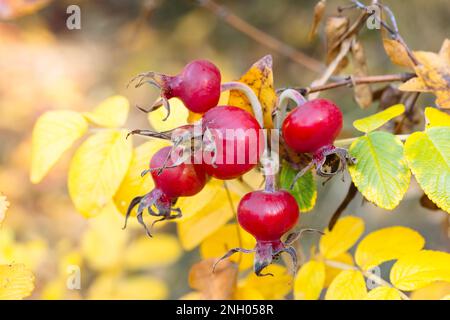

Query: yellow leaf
left=390, top=250, right=450, bottom=291
left=241, top=264, right=293, bottom=300
left=180, top=291, right=203, bottom=300
left=124, top=234, right=182, bottom=270
left=0, top=227, right=48, bottom=271
left=325, top=270, right=367, bottom=300
left=81, top=205, right=128, bottom=271
left=0, top=193, right=9, bottom=225
left=355, top=226, right=425, bottom=271
left=294, top=260, right=325, bottom=300
left=0, top=264, right=34, bottom=299
left=114, top=139, right=170, bottom=216
left=323, top=252, right=354, bottom=288
left=400, top=51, right=450, bottom=109
left=83, top=95, right=129, bottom=128
left=68, top=130, right=132, bottom=217
left=148, top=98, right=189, bottom=131
left=228, top=55, right=277, bottom=128
left=319, top=216, right=364, bottom=259
left=366, top=286, right=402, bottom=300
left=176, top=180, right=240, bottom=250
left=424, top=107, right=450, bottom=128
left=410, top=281, right=450, bottom=300
left=353, top=104, right=405, bottom=133
left=88, top=273, right=168, bottom=300
left=200, top=223, right=256, bottom=270
left=31, top=110, right=88, bottom=183
left=234, top=285, right=265, bottom=300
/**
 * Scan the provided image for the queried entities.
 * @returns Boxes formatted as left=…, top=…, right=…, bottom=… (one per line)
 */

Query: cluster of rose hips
left=123, top=59, right=354, bottom=276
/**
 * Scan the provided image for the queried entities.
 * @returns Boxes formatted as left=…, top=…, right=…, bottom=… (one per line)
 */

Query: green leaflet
left=404, top=126, right=450, bottom=213
left=349, top=131, right=411, bottom=210
left=279, top=165, right=317, bottom=212
left=353, top=104, right=405, bottom=133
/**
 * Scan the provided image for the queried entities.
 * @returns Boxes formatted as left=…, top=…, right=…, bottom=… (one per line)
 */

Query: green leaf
left=279, top=165, right=317, bottom=212
left=349, top=131, right=411, bottom=210
left=353, top=104, right=405, bottom=133
left=404, top=127, right=450, bottom=213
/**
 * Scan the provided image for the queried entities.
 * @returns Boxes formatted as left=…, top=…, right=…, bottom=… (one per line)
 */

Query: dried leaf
left=228, top=55, right=277, bottom=128
left=382, top=38, right=413, bottom=68
left=308, top=0, right=326, bottom=41
left=351, top=40, right=372, bottom=108
left=438, top=39, right=450, bottom=65
left=0, top=0, right=50, bottom=20
left=188, top=258, right=238, bottom=300
left=325, top=16, right=349, bottom=73
left=400, top=48, right=450, bottom=109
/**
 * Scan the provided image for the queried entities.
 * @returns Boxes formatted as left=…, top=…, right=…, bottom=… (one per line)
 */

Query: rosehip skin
left=238, top=190, right=299, bottom=242
left=163, top=60, right=221, bottom=113
left=150, top=146, right=207, bottom=198
left=201, top=106, right=263, bottom=180
left=282, top=98, right=343, bottom=153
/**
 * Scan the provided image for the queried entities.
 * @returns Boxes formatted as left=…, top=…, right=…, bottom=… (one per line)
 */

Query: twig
left=334, top=134, right=410, bottom=148
left=328, top=182, right=358, bottom=230
left=223, top=181, right=243, bottom=265
left=197, top=0, right=324, bottom=72
left=278, top=73, right=415, bottom=95
left=352, top=0, right=419, bottom=66
left=324, top=259, right=410, bottom=300
left=308, top=37, right=354, bottom=100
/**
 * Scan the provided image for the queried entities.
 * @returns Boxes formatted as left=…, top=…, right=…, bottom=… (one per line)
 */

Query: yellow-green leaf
left=0, top=264, right=34, bottom=299
left=355, top=226, right=425, bottom=271
left=200, top=223, right=256, bottom=271
left=424, top=107, right=450, bottom=128
left=113, top=140, right=170, bottom=216
left=325, top=270, right=367, bottom=300
left=124, top=234, right=182, bottom=270
left=241, top=264, right=293, bottom=300
left=349, top=131, right=411, bottom=210
left=404, top=127, right=450, bottom=213
left=83, top=95, right=130, bottom=128
left=366, top=286, right=402, bottom=300
left=31, top=110, right=88, bottom=183
left=148, top=98, right=189, bottom=132
left=279, top=165, right=317, bottom=212
left=353, top=104, right=405, bottom=133
left=294, top=260, right=325, bottom=300
left=390, top=250, right=450, bottom=291
left=68, top=130, right=132, bottom=217
left=319, top=216, right=364, bottom=259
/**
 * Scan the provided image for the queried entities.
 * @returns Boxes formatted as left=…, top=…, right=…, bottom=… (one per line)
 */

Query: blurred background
left=0, top=0, right=449, bottom=299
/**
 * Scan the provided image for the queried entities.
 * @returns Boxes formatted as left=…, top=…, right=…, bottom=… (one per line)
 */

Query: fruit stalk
left=221, top=82, right=264, bottom=128
left=275, top=89, right=307, bottom=129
